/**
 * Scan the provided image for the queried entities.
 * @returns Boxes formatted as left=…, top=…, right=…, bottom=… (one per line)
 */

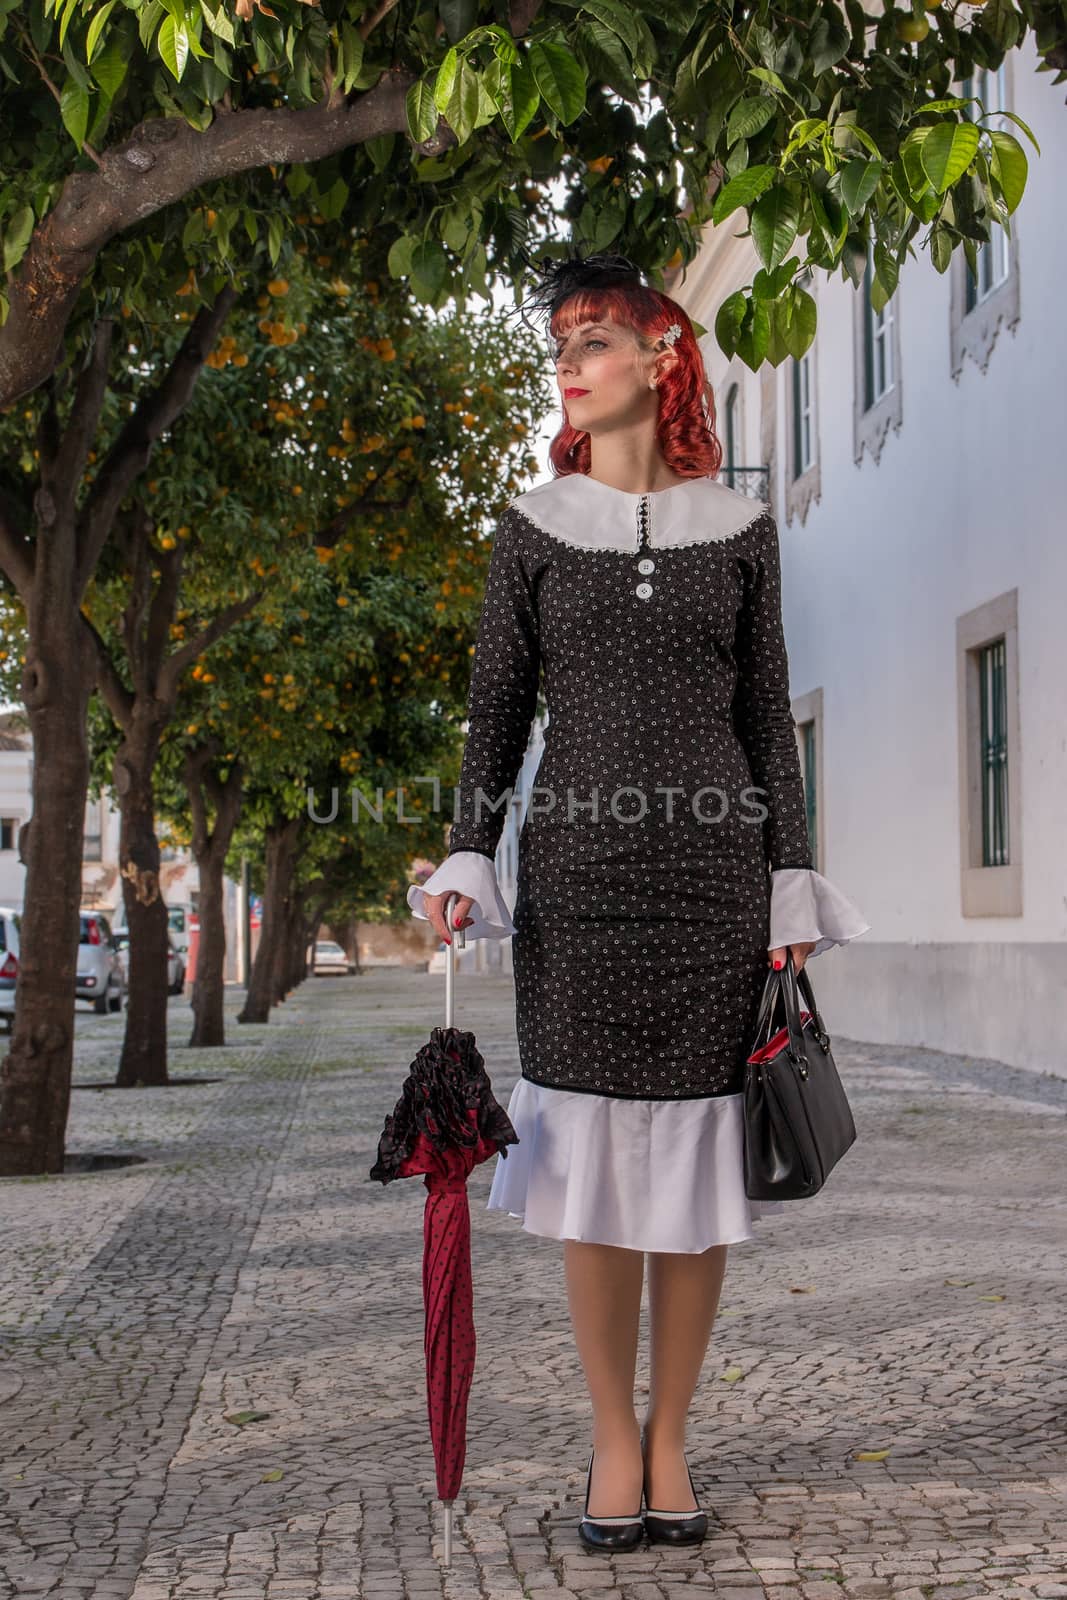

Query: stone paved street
left=1, top=969, right=1065, bottom=1600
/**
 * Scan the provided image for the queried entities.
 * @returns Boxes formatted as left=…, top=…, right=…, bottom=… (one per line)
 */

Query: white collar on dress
left=507, top=472, right=768, bottom=553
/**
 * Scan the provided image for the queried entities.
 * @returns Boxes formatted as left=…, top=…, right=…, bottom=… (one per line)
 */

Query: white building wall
left=672, top=33, right=1067, bottom=1075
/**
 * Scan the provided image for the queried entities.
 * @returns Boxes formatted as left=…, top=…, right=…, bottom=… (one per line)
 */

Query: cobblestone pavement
left=1, top=970, right=1065, bottom=1600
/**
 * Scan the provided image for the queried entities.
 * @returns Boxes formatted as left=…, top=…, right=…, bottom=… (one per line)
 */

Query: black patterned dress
left=409, top=472, right=869, bottom=1251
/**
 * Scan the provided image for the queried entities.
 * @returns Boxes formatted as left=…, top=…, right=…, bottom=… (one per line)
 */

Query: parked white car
left=309, top=939, right=353, bottom=976
left=0, top=906, right=21, bottom=1030
left=77, top=910, right=125, bottom=1014
left=111, top=926, right=187, bottom=995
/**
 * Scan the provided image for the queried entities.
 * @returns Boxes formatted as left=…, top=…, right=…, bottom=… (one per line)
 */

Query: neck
left=585, top=429, right=689, bottom=495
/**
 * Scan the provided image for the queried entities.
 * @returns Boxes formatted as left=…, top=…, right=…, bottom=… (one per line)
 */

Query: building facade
left=667, top=39, right=1065, bottom=1076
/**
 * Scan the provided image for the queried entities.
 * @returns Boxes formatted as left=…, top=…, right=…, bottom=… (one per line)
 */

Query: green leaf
left=988, top=129, right=1026, bottom=214
left=406, top=78, right=438, bottom=146
left=920, top=120, right=981, bottom=195
left=528, top=39, right=586, bottom=125
left=409, top=238, right=450, bottom=303
left=57, top=0, right=80, bottom=52
left=138, top=0, right=165, bottom=50
left=442, top=57, right=480, bottom=145
left=750, top=184, right=799, bottom=271
left=92, top=35, right=127, bottom=98
left=710, top=164, right=776, bottom=225
left=157, top=13, right=190, bottom=81
left=780, top=284, right=816, bottom=360
left=60, top=78, right=91, bottom=150
left=85, top=0, right=118, bottom=63
left=726, top=95, right=776, bottom=147
left=201, top=0, right=234, bottom=46
left=840, top=157, right=882, bottom=215
left=387, top=233, right=415, bottom=279
left=340, top=24, right=364, bottom=92
left=498, top=57, right=538, bottom=143
left=579, top=0, right=641, bottom=58
left=433, top=46, right=459, bottom=114
left=2, top=204, right=35, bottom=274
left=266, top=213, right=283, bottom=268
left=929, top=223, right=952, bottom=275
left=714, top=290, right=746, bottom=358
left=994, top=109, right=1040, bottom=156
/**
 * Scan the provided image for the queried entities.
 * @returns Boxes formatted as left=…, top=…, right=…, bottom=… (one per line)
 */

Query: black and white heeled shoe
left=640, top=1432, right=709, bottom=1545
left=577, top=1449, right=645, bottom=1552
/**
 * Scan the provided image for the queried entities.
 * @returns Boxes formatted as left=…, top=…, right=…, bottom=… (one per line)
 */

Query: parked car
left=167, top=930, right=186, bottom=995
left=0, top=906, right=21, bottom=1031
left=111, top=926, right=186, bottom=996
left=309, top=939, right=354, bottom=976
left=78, top=911, right=125, bottom=1014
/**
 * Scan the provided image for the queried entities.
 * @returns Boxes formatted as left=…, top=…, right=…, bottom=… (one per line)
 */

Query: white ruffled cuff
left=406, top=850, right=515, bottom=941
left=768, top=867, right=871, bottom=958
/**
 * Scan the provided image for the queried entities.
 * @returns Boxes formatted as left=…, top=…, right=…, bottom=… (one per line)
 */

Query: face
left=551, top=315, right=671, bottom=433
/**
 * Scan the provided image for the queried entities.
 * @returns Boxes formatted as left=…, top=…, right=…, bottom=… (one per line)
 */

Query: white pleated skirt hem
left=486, top=1076, right=787, bottom=1254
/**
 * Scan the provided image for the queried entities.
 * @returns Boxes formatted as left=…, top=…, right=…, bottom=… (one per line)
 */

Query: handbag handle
left=750, top=954, right=832, bottom=1062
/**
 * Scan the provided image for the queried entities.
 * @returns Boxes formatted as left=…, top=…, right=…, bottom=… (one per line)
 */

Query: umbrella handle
left=443, top=891, right=467, bottom=1028
left=443, top=1499, right=454, bottom=1566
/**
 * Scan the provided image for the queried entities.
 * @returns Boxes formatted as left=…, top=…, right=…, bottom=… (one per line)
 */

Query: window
left=950, top=59, right=1019, bottom=378
left=783, top=282, right=820, bottom=524
left=723, top=383, right=740, bottom=489
left=962, top=64, right=1011, bottom=312
left=978, top=638, right=1009, bottom=867
left=84, top=798, right=103, bottom=862
left=791, top=688, right=824, bottom=873
left=956, top=590, right=1021, bottom=915
left=0, top=817, right=19, bottom=852
left=852, top=241, right=902, bottom=465
left=792, top=355, right=814, bottom=479
left=862, top=246, right=894, bottom=409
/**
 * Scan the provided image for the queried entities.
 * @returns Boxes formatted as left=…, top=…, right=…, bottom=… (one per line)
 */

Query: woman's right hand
left=422, top=890, right=475, bottom=945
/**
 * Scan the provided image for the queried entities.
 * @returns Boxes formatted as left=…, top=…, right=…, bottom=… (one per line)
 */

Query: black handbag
left=742, top=955, right=857, bottom=1201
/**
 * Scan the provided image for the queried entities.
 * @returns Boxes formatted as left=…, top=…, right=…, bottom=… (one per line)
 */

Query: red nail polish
left=773, top=958, right=783, bottom=969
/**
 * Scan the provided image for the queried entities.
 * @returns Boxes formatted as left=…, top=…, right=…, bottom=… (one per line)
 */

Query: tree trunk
left=114, top=718, right=169, bottom=1087
left=238, top=816, right=302, bottom=1025
left=189, top=845, right=228, bottom=1047
left=0, top=608, right=95, bottom=1174
left=185, top=753, right=243, bottom=1048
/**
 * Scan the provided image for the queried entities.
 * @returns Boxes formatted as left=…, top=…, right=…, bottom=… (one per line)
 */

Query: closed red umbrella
left=369, top=896, right=518, bottom=1564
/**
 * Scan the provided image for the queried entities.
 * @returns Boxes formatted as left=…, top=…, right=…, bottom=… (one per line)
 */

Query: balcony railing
left=718, top=465, right=769, bottom=500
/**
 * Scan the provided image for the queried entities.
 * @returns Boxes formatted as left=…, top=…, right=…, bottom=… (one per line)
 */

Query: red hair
left=546, top=284, right=723, bottom=480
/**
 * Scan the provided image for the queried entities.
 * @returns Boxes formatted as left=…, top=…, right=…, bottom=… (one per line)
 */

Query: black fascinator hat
left=514, top=248, right=647, bottom=335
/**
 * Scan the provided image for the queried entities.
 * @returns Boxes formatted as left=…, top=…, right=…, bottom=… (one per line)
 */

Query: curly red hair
left=546, top=284, right=723, bottom=480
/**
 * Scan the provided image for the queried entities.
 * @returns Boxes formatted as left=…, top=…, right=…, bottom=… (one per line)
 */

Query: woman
left=408, top=253, right=869, bottom=1552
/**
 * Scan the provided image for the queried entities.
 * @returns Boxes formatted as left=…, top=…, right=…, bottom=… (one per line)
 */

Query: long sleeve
left=446, top=509, right=542, bottom=859
left=731, top=513, right=813, bottom=872
left=768, top=866, right=871, bottom=958
left=406, top=509, right=540, bottom=939
left=406, top=849, right=516, bottom=940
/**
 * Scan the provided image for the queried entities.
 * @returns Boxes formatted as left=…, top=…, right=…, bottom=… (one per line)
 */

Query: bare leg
left=642, top=1243, right=728, bottom=1510
left=563, top=1239, right=645, bottom=1516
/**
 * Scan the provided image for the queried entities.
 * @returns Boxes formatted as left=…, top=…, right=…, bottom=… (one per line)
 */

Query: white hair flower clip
left=661, top=321, right=683, bottom=346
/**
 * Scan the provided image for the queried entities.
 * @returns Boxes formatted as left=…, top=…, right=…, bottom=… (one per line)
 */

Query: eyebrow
left=553, top=323, right=611, bottom=342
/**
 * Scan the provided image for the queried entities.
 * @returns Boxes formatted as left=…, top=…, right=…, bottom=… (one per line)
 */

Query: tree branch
left=312, top=488, right=417, bottom=550
left=0, top=490, right=35, bottom=599
left=53, top=317, right=115, bottom=516
left=74, top=289, right=237, bottom=602
left=0, top=69, right=450, bottom=411
left=157, top=590, right=263, bottom=704
left=80, top=611, right=135, bottom=729
left=144, top=542, right=185, bottom=687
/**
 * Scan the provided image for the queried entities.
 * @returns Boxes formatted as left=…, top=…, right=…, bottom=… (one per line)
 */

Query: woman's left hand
left=768, top=941, right=817, bottom=973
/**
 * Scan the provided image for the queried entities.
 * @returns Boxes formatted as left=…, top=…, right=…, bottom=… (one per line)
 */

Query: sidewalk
left=0, top=969, right=1065, bottom=1600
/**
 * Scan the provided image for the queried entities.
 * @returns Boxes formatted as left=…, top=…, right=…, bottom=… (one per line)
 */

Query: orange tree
left=77, top=268, right=549, bottom=1077
left=0, top=0, right=1051, bottom=1169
